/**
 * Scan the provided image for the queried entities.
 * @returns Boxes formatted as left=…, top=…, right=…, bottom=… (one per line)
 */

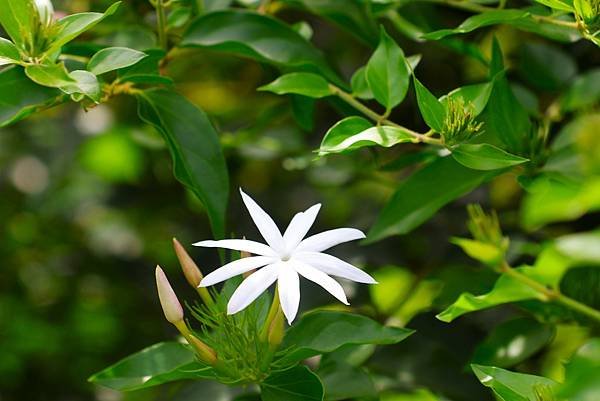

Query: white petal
left=294, top=251, right=377, bottom=284
left=199, top=256, right=275, bottom=287
left=293, top=261, right=349, bottom=305
left=296, top=228, right=365, bottom=253
left=239, top=189, right=286, bottom=253
left=283, top=203, right=321, bottom=251
left=193, top=239, right=275, bottom=257
left=277, top=267, right=300, bottom=324
left=227, top=263, right=279, bottom=315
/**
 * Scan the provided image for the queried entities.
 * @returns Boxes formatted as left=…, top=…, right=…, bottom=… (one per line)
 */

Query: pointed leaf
left=279, top=310, right=413, bottom=364
left=261, top=365, right=324, bottom=401
left=319, top=116, right=415, bottom=155
left=366, top=28, right=410, bottom=111
left=88, top=47, right=147, bottom=75
left=472, top=364, right=557, bottom=401
left=422, top=10, right=530, bottom=40
left=0, top=0, right=36, bottom=50
left=44, top=2, right=121, bottom=56
left=182, top=10, right=343, bottom=86
left=259, top=72, right=333, bottom=98
left=452, top=144, right=529, bottom=171
left=414, top=77, right=445, bottom=132
left=25, top=63, right=100, bottom=101
left=136, top=89, right=229, bottom=238
left=89, top=342, right=215, bottom=391
left=367, top=156, right=499, bottom=242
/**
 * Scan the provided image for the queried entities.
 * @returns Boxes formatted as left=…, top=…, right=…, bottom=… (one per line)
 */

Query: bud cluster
left=467, top=204, right=509, bottom=254
left=441, top=97, right=483, bottom=147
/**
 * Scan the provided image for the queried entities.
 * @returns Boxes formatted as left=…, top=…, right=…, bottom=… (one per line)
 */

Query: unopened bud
left=34, top=0, right=54, bottom=26
left=173, top=238, right=203, bottom=287
left=267, top=309, right=285, bottom=350
left=155, top=266, right=184, bottom=324
left=186, top=333, right=218, bottom=365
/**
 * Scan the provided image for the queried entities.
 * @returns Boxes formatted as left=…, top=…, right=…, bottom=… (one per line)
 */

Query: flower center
left=280, top=253, right=291, bottom=262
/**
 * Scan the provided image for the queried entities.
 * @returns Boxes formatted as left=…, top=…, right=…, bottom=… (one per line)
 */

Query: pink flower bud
left=155, top=266, right=184, bottom=324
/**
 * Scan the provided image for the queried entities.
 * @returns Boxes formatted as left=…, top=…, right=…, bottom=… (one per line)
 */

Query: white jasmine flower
left=194, top=189, right=377, bottom=324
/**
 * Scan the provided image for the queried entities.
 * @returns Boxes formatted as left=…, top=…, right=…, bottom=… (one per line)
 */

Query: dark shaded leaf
left=261, top=365, right=323, bottom=401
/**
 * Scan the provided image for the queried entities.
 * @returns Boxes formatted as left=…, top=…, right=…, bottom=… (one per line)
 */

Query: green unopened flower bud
left=155, top=265, right=184, bottom=324
left=267, top=308, right=285, bottom=350
left=172, top=238, right=215, bottom=307
left=441, top=97, right=483, bottom=146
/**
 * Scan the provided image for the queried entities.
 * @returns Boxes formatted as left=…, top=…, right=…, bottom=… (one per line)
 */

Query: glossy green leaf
left=558, top=338, right=600, bottom=401
left=44, top=2, right=121, bottom=56
left=414, top=78, right=445, bottom=132
left=137, top=89, right=229, bottom=238
left=561, top=68, right=600, bottom=112
left=366, top=28, right=410, bottom=111
left=0, top=0, right=36, bottom=50
left=472, top=364, right=558, bottom=401
left=478, top=72, right=532, bottom=154
left=181, top=10, right=342, bottom=86
left=89, top=342, right=214, bottom=391
left=436, top=266, right=543, bottom=322
left=422, top=10, right=530, bottom=40
left=0, top=37, right=20, bottom=66
left=367, top=156, right=499, bottom=242
left=318, top=362, right=376, bottom=401
left=350, top=67, right=373, bottom=99
left=319, top=116, right=415, bottom=155
left=280, top=0, right=378, bottom=45
left=452, top=144, right=529, bottom=171
left=280, top=310, right=413, bottom=364
left=472, top=318, right=555, bottom=368
left=0, top=66, right=61, bottom=127
left=25, top=63, right=100, bottom=102
left=535, top=0, right=574, bottom=12
left=260, top=365, right=324, bottom=401
left=88, top=47, right=147, bottom=75
left=451, top=238, right=504, bottom=266
left=259, top=73, right=333, bottom=98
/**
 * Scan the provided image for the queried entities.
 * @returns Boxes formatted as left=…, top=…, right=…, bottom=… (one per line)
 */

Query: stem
left=501, top=262, right=600, bottom=324
left=156, top=0, right=168, bottom=50
left=329, top=85, right=443, bottom=145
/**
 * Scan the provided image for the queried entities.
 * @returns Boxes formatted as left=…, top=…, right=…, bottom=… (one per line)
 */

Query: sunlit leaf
left=259, top=72, right=333, bottom=98
left=0, top=37, right=21, bottom=66
left=451, top=144, right=529, bottom=171
left=472, top=364, right=558, bottom=401
left=88, top=47, right=147, bottom=75
left=319, top=116, right=415, bottom=155
left=89, top=342, right=215, bottom=391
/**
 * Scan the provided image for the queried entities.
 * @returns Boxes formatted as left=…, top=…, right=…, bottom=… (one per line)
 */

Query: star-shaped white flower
left=194, top=189, right=377, bottom=324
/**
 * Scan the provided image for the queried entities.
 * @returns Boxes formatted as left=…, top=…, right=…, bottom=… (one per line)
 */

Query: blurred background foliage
left=0, top=0, right=599, bottom=400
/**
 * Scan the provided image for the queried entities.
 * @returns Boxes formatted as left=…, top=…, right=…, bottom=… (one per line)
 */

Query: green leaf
left=422, top=10, right=530, bottom=41
left=259, top=73, right=333, bottom=98
left=414, top=77, right=445, bottom=132
left=518, top=42, right=577, bottom=91
left=318, top=362, right=376, bottom=401
left=44, top=2, right=121, bottom=56
left=451, top=144, right=529, bottom=171
left=558, top=339, right=600, bottom=401
left=136, top=89, right=229, bottom=238
left=554, top=230, right=600, bottom=264
left=280, top=0, right=378, bottom=46
left=365, top=27, right=410, bottom=111
left=25, top=63, right=100, bottom=102
left=535, top=0, right=574, bottom=12
left=478, top=72, right=532, bottom=154
left=436, top=266, right=543, bottom=323
left=0, top=0, right=36, bottom=50
left=280, top=310, right=413, bottom=364
left=182, top=10, right=343, bottom=86
left=367, top=156, right=499, bottom=242
left=89, top=342, right=214, bottom=391
left=0, top=37, right=21, bottom=66
left=261, top=365, right=324, bottom=401
left=561, top=68, right=600, bottom=112
left=472, top=364, right=558, bottom=401
left=472, top=318, right=555, bottom=368
left=88, top=47, right=147, bottom=75
left=319, top=116, right=415, bottom=155
left=117, top=49, right=173, bottom=85
left=350, top=67, right=373, bottom=99
left=0, top=66, right=61, bottom=127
